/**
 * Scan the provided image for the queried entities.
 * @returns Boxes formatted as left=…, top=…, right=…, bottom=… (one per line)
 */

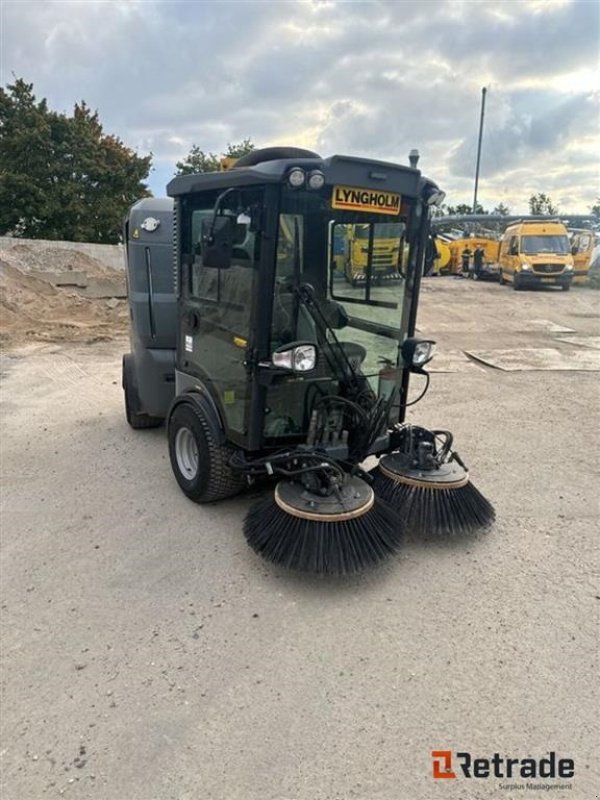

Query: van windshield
left=521, top=235, right=570, bottom=255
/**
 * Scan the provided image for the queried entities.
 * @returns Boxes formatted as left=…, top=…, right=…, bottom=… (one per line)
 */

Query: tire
left=499, top=271, right=506, bottom=285
left=513, top=275, right=522, bottom=291
left=123, top=355, right=163, bottom=430
left=168, top=402, right=245, bottom=503
left=561, top=283, right=571, bottom=292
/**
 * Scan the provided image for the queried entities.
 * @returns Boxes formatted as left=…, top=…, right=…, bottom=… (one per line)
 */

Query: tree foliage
left=492, top=202, right=511, bottom=216
left=590, top=197, right=600, bottom=220
left=174, top=138, right=255, bottom=175
left=529, top=192, right=558, bottom=216
left=433, top=202, right=488, bottom=217
left=0, top=79, right=152, bottom=243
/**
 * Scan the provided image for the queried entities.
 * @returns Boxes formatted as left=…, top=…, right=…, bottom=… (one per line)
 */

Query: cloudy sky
left=2, top=0, right=598, bottom=212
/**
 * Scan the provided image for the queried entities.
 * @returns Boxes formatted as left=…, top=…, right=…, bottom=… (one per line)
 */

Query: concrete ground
left=1, top=278, right=599, bottom=800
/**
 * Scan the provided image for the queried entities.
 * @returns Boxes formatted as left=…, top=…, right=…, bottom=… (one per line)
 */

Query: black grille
left=533, top=263, right=563, bottom=275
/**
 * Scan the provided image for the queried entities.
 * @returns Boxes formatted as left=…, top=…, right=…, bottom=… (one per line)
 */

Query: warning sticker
left=185, top=335, right=193, bottom=353
left=332, top=185, right=401, bottom=215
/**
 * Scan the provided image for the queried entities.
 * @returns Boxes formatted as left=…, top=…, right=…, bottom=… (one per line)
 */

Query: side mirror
left=401, top=337, right=436, bottom=373
left=571, top=245, right=578, bottom=255
left=201, top=216, right=233, bottom=269
left=510, top=244, right=518, bottom=256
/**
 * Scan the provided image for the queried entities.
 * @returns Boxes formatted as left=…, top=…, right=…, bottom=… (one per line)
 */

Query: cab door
left=179, top=189, right=263, bottom=445
left=505, top=235, right=519, bottom=281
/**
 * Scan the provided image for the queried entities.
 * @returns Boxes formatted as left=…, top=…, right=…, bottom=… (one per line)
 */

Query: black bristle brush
left=371, top=454, right=495, bottom=536
left=243, top=476, right=404, bottom=574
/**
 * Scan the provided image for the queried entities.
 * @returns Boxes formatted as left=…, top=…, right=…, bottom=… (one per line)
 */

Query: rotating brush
left=371, top=426, right=495, bottom=536
left=243, top=475, right=403, bottom=574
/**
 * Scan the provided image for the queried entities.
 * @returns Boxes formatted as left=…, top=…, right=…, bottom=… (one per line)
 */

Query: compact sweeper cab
left=124, top=147, right=494, bottom=574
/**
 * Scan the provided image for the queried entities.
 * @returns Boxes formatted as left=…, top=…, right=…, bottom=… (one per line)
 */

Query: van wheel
left=513, top=276, right=522, bottom=291
left=168, top=402, right=245, bottom=503
left=499, top=271, right=506, bottom=285
left=561, top=283, right=571, bottom=292
left=123, top=355, right=163, bottom=429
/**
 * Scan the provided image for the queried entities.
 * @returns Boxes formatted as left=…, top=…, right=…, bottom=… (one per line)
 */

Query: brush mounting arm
left=389, top=425, right=468, bottom=472
left=229, top=448, right=346, bottom=491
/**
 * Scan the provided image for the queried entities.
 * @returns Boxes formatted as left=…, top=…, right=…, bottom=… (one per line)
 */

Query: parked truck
left=498, top=219, right=574, bottom=291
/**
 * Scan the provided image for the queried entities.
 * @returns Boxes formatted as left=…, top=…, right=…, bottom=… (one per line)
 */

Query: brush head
left=373, top=453, right=495, bottom=536
left=243, top=476, right=404, bottom=574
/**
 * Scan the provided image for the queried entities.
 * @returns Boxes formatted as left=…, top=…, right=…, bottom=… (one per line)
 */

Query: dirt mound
left=2, top=243, right=120, bottom=280
left=0, top=257, right=128, bottom=347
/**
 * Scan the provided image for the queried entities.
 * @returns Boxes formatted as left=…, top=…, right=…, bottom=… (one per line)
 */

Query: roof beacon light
left=288, top=168, right=305, bottom=188
left=307, top=170, right=325, bottom=190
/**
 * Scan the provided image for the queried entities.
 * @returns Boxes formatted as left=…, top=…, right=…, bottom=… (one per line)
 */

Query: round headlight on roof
left=288, top=168, right=305, bottom=188
left=307, top=170, right=325, bottom=190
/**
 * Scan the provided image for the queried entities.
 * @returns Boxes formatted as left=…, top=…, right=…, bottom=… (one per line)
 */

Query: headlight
left=288, top=168, right=305, bottom=188
left=307, top=170, right=325, bottom=190
left=272, top=343, right=317, bottom=372
left=521, top=262, right=531, bottom=271
left=293, top=345, right=317, bottom=371
left=413, top=341, right=436, bottom=366
left=401, top=337, right=436, bottom=371
left=565, top=264, right=573, bottom=271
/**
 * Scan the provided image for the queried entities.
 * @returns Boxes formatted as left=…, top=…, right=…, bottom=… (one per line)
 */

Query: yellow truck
left=342, top=222, right=403, bottom=285
left=569, top=228, right=595, bottom=285
left=442, top=236, right=500, bottom=277
left=498, top=220, right=574, bottom=291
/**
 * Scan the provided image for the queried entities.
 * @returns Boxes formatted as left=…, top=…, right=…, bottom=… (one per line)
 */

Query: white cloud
left=1, top=0, right=598, bottom=212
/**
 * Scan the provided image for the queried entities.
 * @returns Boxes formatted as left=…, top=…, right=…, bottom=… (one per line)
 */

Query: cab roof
left=167, top=154, right=440, bottom=202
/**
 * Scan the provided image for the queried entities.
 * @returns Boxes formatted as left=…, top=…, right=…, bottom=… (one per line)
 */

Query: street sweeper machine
left=123, top=147, right=494, bottom=574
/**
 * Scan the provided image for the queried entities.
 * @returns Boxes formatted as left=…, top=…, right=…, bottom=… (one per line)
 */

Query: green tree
left=590, top=197, right=600, bottom=221
left=174, top=138, right=255, bottom=175
left=442, top=202, right=487, bottom=215
left=224, top=138, right=255, bottom=159
left=0, top=78, right=152, bottom=243
left=492, top=202, right=511, bottom=216
left=175, top=146, right=220, bottom=175
left=528, top=193, right=558, bottom=215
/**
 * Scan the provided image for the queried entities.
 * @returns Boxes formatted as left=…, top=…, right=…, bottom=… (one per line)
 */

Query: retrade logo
left=432, top=750, right=456, bottom=779
left=431, top=750, right=575, bottom=781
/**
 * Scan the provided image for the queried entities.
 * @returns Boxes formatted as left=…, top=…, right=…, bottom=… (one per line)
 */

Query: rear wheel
left=123, top=355, right=163, bottom=429
left=168, top=402, right=245, bottom=503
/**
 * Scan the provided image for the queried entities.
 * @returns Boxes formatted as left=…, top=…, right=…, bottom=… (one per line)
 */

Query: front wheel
left=499, top=271, right=506, bottom=285
left=168, top=402, right=245, bottom=503
left=561, top=282, right=571, bottom=292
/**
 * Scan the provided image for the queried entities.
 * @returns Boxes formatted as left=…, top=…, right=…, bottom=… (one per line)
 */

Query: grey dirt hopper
left=122, top=147, right=494, bottom=574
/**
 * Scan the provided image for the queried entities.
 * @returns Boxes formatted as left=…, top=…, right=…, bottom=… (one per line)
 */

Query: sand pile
left=0, top=246, right=128, bottom=347
left=1, top=243, right=121, bottom=279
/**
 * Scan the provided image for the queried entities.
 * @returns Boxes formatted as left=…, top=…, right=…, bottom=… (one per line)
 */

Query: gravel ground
left=1, top=278, right=599, bottom=800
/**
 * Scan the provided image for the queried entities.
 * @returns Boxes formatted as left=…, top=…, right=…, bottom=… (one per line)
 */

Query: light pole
left=473, top=87, right=487, bottom=214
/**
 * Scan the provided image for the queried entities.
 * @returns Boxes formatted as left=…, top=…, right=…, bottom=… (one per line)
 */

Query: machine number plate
left=332, top=185, right=401, bottom=215
left=541, top=278, right=555, bottom=283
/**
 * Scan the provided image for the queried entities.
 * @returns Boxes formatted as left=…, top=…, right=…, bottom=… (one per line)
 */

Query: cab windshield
left=521, top=235, right=570, bottom=254
left=265, top=186, right=414, bottom=439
